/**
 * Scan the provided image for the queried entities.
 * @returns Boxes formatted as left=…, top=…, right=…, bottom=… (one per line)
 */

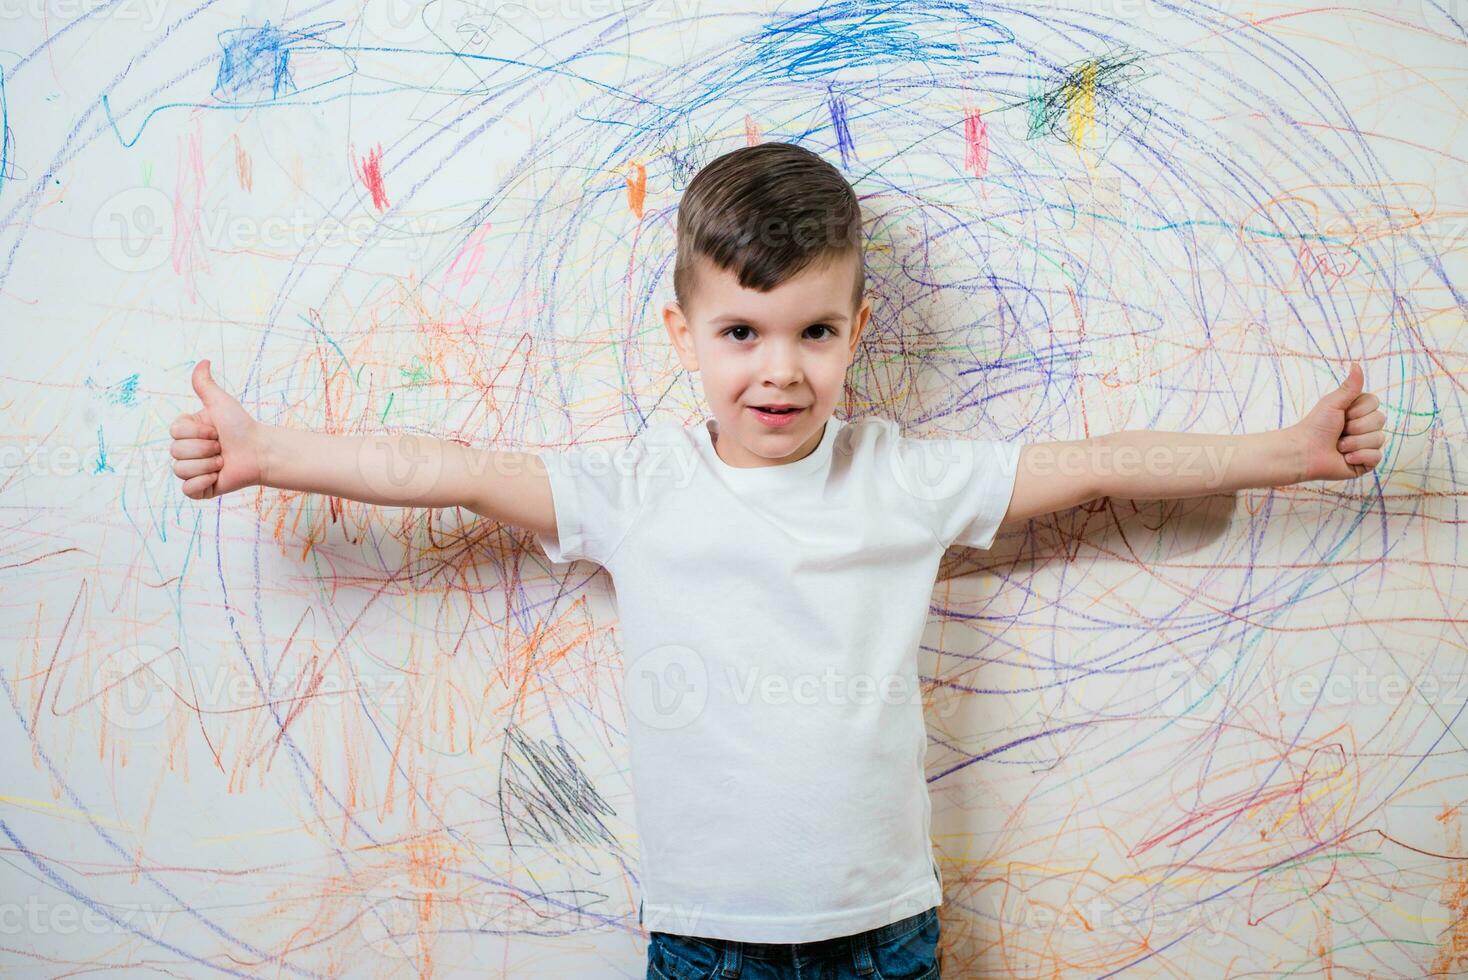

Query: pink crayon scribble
left=444, top=222, right=491, bottom=296
left=964, top=107, right=989, bottom=178
left=171, top=113, right=209, bottom=301
left=353, top=142, right=390, bottom=210
left=745, top=113, right=762, bottom=146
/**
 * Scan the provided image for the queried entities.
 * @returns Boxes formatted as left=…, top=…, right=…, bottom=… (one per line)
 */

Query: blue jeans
left=646, top=905, right=941, bottom=979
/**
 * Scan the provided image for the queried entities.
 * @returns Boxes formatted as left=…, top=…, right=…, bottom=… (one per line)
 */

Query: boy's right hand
left=170, top=359, right=265, bottom=500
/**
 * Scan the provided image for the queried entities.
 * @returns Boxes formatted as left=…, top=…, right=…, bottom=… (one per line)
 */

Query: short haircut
left=673, top=142, right=864, bottom=314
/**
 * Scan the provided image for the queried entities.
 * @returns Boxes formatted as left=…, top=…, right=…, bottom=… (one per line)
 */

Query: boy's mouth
left=749, top=404, right=806, bottom=427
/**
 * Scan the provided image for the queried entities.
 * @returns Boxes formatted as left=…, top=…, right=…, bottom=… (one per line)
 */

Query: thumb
left=1323, top=361, right=1363, bottom=409
left=191, top=359, right=227, bottom=407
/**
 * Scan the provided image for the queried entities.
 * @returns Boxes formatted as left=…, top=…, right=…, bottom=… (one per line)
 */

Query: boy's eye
left=722, top=324, right=835, bottom=341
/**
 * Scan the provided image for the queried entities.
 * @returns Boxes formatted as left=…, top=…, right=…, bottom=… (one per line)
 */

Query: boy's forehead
left=688, top=253, right=858, bottom=323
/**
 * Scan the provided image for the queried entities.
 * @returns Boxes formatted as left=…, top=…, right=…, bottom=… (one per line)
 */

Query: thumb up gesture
left=1294, top=361, right=1387, bottom=482
left=170, top=360, right=265, bottom=499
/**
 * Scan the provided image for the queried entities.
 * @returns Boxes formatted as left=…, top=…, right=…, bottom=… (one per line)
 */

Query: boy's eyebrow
left=708, top=311, right=850, bottom=326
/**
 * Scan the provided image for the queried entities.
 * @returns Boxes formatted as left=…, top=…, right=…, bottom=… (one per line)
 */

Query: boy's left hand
left=1292, top=361, right=1386, bottom=482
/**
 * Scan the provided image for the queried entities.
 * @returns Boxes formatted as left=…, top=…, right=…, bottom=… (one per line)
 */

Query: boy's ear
left=664, top=301, right=700, bottom=373
left=848, top=295, right=872, bottom=354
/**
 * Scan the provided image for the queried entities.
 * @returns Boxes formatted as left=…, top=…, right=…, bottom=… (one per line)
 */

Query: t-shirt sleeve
left=532, top=435, right=652, bottom=566
left=891, top=433, right=1023, bottom=550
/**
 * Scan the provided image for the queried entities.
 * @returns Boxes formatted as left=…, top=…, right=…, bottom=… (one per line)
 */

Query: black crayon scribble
left=1027, top=46, right=1152, bottom=149
left=499, top=724, right=617, bottom=850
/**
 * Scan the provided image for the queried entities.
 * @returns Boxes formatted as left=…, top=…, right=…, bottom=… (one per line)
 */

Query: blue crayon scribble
left=827, top=87, right=853, bottom=168
left=107, top=373, right=140, bottom=406
left=0, top=64, right=11, bottom=196
left=215, top=21, right=300, bottom=102
left=83, top=373, right=140, bottom=406
left=212, top=20, right=346, bottom=105
left=93, top=425, right=114, bottom=475
left=746, top=1, right=1013, bottom=80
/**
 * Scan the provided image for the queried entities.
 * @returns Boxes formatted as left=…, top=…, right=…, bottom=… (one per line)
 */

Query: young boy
left=168, top=142, right=1386, bottom=979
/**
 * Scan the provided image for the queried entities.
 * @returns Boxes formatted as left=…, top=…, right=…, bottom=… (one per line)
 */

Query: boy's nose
left=759, top=350, right=803, bottom=386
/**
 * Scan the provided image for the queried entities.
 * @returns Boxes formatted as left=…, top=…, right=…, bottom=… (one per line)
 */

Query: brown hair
left=673, top=142, right=864, bottom=314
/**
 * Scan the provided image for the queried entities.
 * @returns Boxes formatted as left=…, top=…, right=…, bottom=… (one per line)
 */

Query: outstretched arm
left=169, top=359, right=557, bottom=539
left=998, top=362, right=1386, bottom=526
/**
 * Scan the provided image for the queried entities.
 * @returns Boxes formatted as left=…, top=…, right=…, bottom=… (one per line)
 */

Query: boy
left=168, top=142, right=1386, bottom=979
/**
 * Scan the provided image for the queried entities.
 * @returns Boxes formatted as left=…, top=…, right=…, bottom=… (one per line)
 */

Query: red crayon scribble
left=353, top=142, right=390, bottom=210
left=1296, top=241, right=1359, bottom=283
left=964, top=107, right=989, bottom=178
left=626, top=161, right=646, bottom=219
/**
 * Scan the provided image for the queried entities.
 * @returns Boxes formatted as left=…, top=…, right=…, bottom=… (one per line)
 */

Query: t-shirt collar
left=698, top=414, right=843, bottom=483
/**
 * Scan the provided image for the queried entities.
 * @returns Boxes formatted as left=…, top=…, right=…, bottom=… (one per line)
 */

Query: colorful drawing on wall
left=1, top=1, right=1462, bottom=976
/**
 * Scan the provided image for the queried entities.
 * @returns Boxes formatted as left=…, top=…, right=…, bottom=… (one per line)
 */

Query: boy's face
left=663, top=251, right=872, bottom=469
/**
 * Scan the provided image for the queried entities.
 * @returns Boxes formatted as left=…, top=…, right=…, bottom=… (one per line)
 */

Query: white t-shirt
left=533, top=413, right=1021, bottom=943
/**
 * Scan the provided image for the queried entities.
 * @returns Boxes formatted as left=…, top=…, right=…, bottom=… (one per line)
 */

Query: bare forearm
left=1089, top=427, right=1306, bottom=500
left=259, top=423, right=493, bottom=508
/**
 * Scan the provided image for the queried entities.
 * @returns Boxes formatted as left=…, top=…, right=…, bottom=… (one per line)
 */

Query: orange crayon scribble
left=626, top=161, right=646, bottom=219
left=499, top=605, right=590, bottom=725
left=1431, top=808, right=1468, bottom=976
left=233, top=133, right=252, bottom=191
